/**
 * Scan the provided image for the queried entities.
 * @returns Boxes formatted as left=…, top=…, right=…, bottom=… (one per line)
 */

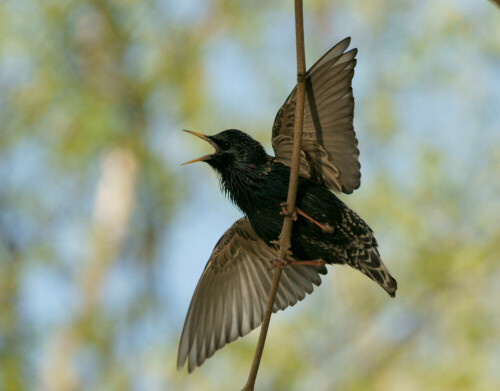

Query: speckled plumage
left=207, top=131, right=396, bottom=297
left=178, top=38, right=397, bottom=373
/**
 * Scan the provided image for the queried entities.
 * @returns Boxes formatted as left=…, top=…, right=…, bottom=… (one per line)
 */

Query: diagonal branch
left=242, top=1, right=306, bottom=389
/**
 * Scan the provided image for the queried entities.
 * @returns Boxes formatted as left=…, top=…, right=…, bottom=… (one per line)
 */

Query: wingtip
left=187, top=357, right=198, bottom=374
left=343, top=37, right=358, bottom=56
left=176, top=354, right=187, bottom=372
left=337, top=37, right=351, bottom=51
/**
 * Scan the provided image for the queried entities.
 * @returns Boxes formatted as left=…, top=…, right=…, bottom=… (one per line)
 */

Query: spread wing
left=177, top=217, right=326, bottom=373
left=272, top=37, right=360, bottom=194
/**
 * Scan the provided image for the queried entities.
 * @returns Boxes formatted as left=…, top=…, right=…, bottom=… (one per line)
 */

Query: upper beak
left=181, top=130, right=220, bottom=165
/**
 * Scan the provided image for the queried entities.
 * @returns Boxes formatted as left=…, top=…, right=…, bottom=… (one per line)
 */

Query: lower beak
left=181, top=155, right=212, bottom=165
left=181, top=130, right=220, bottom=166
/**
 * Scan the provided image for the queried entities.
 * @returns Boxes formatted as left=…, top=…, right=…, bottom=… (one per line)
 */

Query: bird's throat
left=215, top=162, right=270, bottom=214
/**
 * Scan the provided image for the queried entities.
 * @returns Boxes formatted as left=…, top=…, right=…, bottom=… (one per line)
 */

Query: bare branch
left=242, top=1, right=306, bottom=389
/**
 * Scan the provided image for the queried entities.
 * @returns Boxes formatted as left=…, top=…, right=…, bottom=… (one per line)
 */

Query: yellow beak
left=181, top=130, right=220, bottom=165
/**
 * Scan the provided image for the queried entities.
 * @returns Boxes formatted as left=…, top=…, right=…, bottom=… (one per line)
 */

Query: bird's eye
left=219, top=140, right=230, bottom=150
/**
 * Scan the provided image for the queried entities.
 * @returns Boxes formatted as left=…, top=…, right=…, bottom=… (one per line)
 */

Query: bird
left=178, top=37, right=397, bottom=373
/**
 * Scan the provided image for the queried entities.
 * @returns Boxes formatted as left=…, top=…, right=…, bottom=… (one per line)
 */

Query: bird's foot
left=295, top=208, right=334, bottom=234
left=279, top=202, right=297, bottom=221
left=269, top=258, right=292, bottom=270
left=269, top=240, right=293, bottom=257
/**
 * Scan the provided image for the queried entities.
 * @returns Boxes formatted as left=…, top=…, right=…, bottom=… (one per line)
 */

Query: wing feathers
left=177, top=217, right=324, bottom=372
left=272, top=38, right=360, bottom=194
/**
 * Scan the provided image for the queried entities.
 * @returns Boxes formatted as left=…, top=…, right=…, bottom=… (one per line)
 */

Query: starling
left=178, top=37, right=397, bottom=373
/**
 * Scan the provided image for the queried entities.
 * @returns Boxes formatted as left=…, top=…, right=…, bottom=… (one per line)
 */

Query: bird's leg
left=269, top=258, right=292, bottom=270
left=285, top=259, right=326, bottom=267
left=270, top=257, right=326, bottom=270
left=269, top=245, right=293, bottom=270
left=268, top=244, right=325, bottom=270
left=296, top=208, right=334, bottom=234
left=280, top=202, right=333, bottom=234
left=270, top=240, right=280, bottom=251
left=279, top=202, right=297, bottom=221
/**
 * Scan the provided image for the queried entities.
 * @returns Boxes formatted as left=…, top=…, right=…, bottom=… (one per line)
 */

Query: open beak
left=181, top=130, right=220, bottom=166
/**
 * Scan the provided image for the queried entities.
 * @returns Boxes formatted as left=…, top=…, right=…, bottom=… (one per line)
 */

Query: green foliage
left=1, top=0, right=499, bottom=390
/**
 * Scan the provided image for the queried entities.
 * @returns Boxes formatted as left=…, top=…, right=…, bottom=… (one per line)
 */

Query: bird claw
left=279, top=202, right=297, bottom=221
left=270, top=239, right=293, bottom=256
left=270, top=240, right=280, bottom=251
left=269, top=258, right=292, bottom=270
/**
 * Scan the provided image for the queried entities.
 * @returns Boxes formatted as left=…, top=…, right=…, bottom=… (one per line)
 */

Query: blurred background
left=1, top=0, right=500, bottom=390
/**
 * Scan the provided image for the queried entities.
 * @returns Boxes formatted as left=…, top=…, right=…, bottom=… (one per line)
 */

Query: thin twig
left=242, top=1, right=306, bottom=390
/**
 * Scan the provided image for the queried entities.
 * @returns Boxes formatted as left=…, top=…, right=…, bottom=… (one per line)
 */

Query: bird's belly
left=244, top=174, right=358, bottom=262
left=248, top=209, right=335, bottom=262
left=246, top=203, right=332, bottom=259
left=247, top=206, right=284, bottom=245
left=246, top=184, right=349, bottom=262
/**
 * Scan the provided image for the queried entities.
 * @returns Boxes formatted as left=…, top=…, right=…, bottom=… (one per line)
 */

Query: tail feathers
left=352, top=247, right=397, bottom=297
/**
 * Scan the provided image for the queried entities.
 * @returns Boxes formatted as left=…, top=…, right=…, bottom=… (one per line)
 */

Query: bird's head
left=181, top=129, right=268, bottom=173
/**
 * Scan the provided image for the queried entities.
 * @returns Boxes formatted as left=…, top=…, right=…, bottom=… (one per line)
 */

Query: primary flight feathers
left=177, top=217, right=326, bottom=373
left=272, top=37, right=360, bottom=194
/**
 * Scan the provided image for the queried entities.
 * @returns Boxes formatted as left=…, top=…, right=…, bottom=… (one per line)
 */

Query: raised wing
left=177, top=217, right=326, bottom=373
left=272, top=37, right=360, bottom=193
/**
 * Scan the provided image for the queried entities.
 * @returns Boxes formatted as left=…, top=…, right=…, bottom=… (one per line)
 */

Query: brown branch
left=242, top=1, right=306, bottom=390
